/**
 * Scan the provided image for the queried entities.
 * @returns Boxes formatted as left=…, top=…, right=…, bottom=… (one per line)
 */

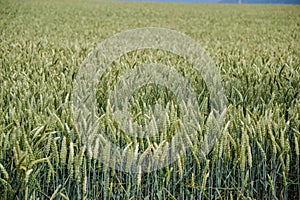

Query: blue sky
left=125, top=0, right=219, bottom=2
left=123, top=0, right=300, bottom=4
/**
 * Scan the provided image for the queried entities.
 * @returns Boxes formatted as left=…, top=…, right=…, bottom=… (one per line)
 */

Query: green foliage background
left=0, top=0, right=299, bottom=199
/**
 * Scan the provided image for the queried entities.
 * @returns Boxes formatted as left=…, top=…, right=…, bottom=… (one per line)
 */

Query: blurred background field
left=0, top=0, right=299, bottom=199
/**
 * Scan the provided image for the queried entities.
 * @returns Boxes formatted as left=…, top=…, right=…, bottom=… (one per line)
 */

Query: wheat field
left=0, top=0, right=299, bottom=199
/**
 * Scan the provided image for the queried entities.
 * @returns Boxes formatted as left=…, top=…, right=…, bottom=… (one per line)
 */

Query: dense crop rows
left=0, top=0, right=299, bottom=199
